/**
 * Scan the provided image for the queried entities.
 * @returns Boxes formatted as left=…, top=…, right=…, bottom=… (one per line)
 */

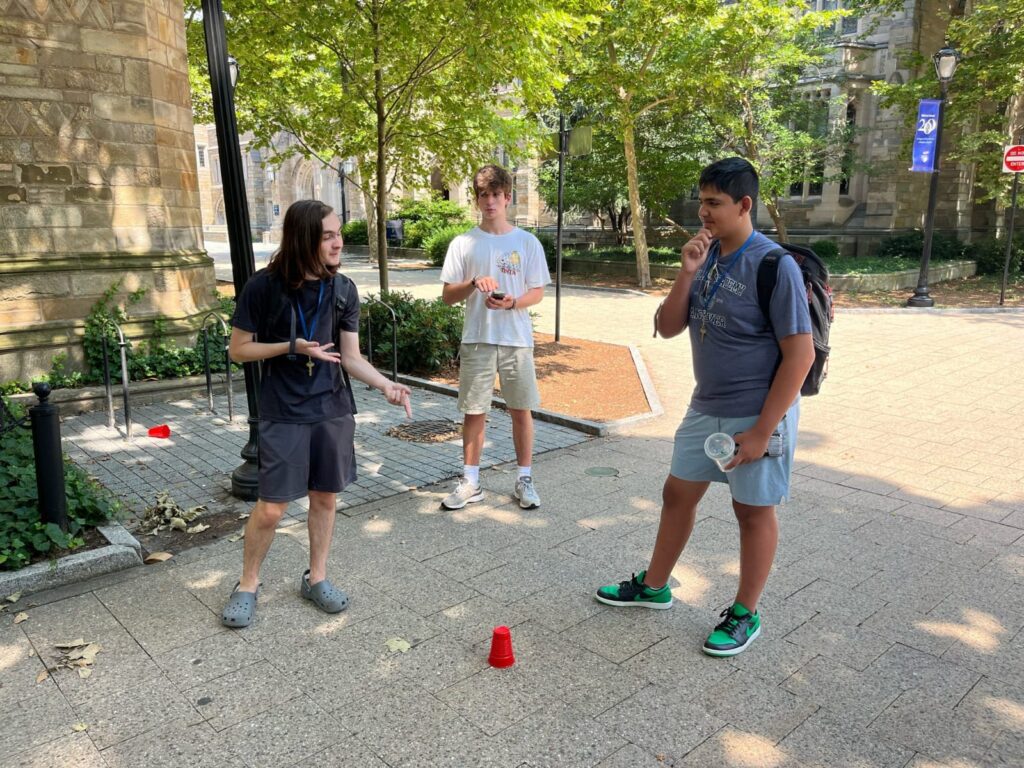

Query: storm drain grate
left=385, top=419, right=462, bottom=443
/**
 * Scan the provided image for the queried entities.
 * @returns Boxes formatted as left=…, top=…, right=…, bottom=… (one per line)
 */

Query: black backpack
left=756, top=243, right=833, bottom=397
left=256, top=269, right=358, bottom=413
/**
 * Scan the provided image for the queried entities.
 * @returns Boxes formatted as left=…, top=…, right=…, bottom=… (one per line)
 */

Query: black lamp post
left=339, top=158, right=354, bottom=225
left=202, top=0, right=261, bottom=500
left=908, top=46, right=962, bottom=308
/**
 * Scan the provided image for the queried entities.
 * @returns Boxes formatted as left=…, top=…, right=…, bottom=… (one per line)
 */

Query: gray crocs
left=300, top=569, right=350, bottom=613
left=222, top=582, right=259, bottom=628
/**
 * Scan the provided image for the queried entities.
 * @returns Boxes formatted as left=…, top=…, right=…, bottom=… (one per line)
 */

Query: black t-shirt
left=232, top=269, right=360, bottom=423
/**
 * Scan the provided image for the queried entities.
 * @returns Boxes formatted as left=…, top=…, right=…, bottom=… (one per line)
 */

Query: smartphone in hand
left=490, top=291, right=506, bottom=300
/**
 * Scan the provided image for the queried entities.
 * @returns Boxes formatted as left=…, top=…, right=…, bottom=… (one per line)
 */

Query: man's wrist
left=470, top=276, right=478, bottom=289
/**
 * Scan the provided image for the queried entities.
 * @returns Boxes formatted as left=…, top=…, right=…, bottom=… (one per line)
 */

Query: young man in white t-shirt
left=439, top=164, right=551, bottom=510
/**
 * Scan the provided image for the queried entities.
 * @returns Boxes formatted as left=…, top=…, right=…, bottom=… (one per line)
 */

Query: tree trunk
left=764, top=197, right=787, bottom=243
left=622, top=119, right=651, bottom=287
left=355, top=159, right=378, bottom=265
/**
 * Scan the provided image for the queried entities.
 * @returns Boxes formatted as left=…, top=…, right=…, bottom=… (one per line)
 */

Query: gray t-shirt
left=687, top=231, right=811, bottom=417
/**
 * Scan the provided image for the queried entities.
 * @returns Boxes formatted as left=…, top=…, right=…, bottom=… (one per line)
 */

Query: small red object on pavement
left=147, top=424, right=171, bottom=438
left=488, top=625, right=515, bottom=668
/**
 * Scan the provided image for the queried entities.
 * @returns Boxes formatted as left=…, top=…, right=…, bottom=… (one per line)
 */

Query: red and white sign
left=1003, top=145, right=1024, bottom=173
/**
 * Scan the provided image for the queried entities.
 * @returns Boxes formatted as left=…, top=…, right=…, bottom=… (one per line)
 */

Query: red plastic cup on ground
left=147, top=424, right=171, bottom=438
left=488, top=625, right=515, bottom=668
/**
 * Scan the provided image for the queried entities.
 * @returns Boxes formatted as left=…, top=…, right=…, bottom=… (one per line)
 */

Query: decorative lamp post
left=202, top=0, right=261, bottom=500
left=908, top=46, right=962, bottom=308
left=339, top=158, right=354, bottom=225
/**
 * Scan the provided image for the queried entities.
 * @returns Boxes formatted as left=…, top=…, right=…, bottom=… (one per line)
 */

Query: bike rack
left=101, top=321, right=133, bottom=440
left=200, top=312, right=234, bottom=421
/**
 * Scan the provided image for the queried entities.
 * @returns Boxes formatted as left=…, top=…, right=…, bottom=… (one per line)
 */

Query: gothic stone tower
left=0, top=0, right=217, bottom=380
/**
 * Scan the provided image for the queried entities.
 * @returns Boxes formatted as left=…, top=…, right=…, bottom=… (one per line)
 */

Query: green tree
left=536, top=113, right=709, bottom=244
left=565, top=0, right=718, bottom=287
left=186, top=0, right=589, bottom=292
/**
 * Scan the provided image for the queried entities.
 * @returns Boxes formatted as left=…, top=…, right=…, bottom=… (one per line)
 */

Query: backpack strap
left=331, top=273, right=358, bottom=415
left=757, top=248, right=788, bottom=327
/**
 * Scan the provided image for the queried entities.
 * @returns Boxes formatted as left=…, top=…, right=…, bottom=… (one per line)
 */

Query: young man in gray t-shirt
left=596, top=158, right=814, bottom=657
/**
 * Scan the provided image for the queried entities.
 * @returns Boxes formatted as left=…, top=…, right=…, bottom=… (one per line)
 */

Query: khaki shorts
left=458, top=342, right=540, bottom=414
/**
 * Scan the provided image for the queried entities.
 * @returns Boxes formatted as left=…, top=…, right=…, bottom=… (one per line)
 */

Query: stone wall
left=0, top=0, right=218, bottom=382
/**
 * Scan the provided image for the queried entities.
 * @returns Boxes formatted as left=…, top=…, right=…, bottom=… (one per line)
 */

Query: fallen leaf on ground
left=6, top=592, right=21, bottom=603
left=77, top=667, right=92, bottom=679
left=237, top=513, right=249, bottom=520
left=28, top=649, right=35, bottom=657
left=186, top=523, right=210, bottom=534
left=71, top=723, right=88, bottom=732
left=67, top=644, right=101, bottom=663
left=144, top=552, right=173, bottom=564
left=169, top=517, right=187, bottom=531
left=227, top=531, right=245, bottom=543
left=13, top=612, right=27, bottom=624
left=36, top=669, right=49, bottom=684
left=385, top=637, right=411, bottom=653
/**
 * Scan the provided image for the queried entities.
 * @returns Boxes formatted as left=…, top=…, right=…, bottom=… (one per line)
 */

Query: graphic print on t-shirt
left=497, top=250, right=522, bottom=277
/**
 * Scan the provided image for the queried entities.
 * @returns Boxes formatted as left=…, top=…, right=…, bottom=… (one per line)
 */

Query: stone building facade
left=0, top=0, right=218, bottom=381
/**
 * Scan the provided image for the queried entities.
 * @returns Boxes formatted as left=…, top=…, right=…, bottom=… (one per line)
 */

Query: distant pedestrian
left=596, top=158, right=814, bottom=657
left=221, top=199, right=411, bottom=628
left=439, top=164, right=551, bottom=510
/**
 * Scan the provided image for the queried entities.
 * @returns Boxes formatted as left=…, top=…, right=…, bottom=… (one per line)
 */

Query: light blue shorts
left=669, top=400, right=800, bottom=507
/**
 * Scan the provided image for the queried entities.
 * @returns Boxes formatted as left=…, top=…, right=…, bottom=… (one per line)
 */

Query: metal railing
left=199, top=312, right=234, bottom=421
left=362, top=296, right=398, bottom=384
left=101, top=322, right=133, bottom=440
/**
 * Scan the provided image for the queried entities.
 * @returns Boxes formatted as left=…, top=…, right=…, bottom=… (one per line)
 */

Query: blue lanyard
left=699, top=231, right=757, bottom=311
left=295, top=280, right=325, bottom=341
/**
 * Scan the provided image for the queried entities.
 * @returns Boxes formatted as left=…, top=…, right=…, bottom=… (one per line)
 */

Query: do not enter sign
left=1003, top=145, right=1024, bottom=173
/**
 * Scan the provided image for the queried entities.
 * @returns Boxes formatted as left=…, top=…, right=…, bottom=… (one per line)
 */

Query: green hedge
left=874, top=231, right=967, bottom=262
left=342, top=219, right=369, bottom=245
left=0, top=398, right=121, bottom=570
left=395, top=198, right=474, bottom=248
left=810, top=239, right=840, bottom=260
left=360, top=290, right=464, bottom=374
left=424, top=223, right=475, bottom=266
left=968, top=236, right=1024, bottom=276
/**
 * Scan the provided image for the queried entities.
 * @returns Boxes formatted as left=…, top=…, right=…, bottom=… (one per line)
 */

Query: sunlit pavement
left=3, top=263, right=1023, bottom=767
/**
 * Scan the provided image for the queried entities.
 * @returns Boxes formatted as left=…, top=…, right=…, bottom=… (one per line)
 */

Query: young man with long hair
left=221, top=200, right=411, bottom=628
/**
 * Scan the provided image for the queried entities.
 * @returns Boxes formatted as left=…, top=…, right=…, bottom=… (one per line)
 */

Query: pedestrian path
left=61, top=384, right=586, bottom=517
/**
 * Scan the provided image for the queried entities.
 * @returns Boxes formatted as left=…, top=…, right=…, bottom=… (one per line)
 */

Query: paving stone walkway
left=2, top=270, right=1023, bottom=768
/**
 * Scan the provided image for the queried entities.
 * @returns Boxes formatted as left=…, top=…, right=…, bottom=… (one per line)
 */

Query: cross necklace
left=295, top=281, right=325, bottom=377
left=697, top=231, right=756, bottom=343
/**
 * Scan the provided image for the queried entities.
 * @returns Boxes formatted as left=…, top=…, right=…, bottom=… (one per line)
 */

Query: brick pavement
left=2, top=270, right=1023, bottom=767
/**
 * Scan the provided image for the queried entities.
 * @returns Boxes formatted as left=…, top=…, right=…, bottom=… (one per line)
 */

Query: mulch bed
left=432, top=333, right=651, bottom=422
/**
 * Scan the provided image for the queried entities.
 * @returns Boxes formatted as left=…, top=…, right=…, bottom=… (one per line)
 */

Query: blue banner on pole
left=911, top=99, right=941, bottom=172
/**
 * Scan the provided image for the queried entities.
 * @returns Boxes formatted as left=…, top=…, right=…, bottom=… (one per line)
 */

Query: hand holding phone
left=490, top=291, right=506, bottom=300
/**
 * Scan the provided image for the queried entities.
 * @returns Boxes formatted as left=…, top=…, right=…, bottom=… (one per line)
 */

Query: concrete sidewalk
left=3, top=296, right=1024, bottom=766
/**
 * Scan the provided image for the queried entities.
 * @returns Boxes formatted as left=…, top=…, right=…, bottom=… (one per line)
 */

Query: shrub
left=810, top=239, right=840, bottom=260
left=424, top=223, right=475, bottom=266
left=526, top=229, right=557, bottom=271
left=875, top=231, right=967, bottom=262
left=0, top=397, right=120, bottom=570
left=360, top=291, right=464, bottom=374
left=968, top=236, right=1024, bottom=276
left=395, top=198, right=474, bottom=248
left=342, top=219, right=369, bottom=245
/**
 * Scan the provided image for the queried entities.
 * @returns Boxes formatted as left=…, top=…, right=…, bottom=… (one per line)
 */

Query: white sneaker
left=514, top=476, right=541, bottom=509
left=441, top=477, right=484, bottom=510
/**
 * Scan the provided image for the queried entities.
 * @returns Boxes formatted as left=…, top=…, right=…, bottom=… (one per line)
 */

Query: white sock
left=518, top=466, right=532, bottom=479
left=463, top=465, right=480, bottom=486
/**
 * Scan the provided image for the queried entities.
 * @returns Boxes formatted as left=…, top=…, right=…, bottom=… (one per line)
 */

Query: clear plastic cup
left=704, top=432, right=736, bottom=473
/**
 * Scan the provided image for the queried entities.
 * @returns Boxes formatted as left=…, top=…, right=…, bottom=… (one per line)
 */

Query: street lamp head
left=227, top=55, right=239, bottom=90
left=933, top=47, right=961, bottom=84
left=342, top=158, right=355, bottom=174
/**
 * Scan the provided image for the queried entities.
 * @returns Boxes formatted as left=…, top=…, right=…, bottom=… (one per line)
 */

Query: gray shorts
left=258, top=416, right=357, bottom=503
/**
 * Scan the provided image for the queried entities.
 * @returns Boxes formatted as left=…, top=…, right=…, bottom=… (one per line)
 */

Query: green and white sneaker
left=702, top=602, right=761, bottom=657
left=595, top=570, right=672, bottom=609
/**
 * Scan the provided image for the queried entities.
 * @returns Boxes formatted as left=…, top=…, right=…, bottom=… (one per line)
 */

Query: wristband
left=470, top=276, right=478, bottom=288
left=510, top=298, right=517, bottom=310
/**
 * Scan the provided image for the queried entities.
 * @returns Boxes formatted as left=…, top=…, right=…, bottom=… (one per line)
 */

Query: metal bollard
left=28, top=382, right=68, bottom=532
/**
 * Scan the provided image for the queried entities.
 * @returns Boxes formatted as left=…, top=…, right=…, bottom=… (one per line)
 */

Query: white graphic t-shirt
left=440, top=227, right=551, bottom=348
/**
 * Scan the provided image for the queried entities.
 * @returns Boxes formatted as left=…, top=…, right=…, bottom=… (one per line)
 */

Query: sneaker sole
left=701, top=624, right=761, bottom=657
left=594, top=593, right=673, bottom=610
left=440, top=491, right=484, bottom=510
left=513, top=489, right=541, bottom=510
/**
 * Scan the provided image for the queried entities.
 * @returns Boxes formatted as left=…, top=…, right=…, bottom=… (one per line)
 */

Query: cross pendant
left=306, top=357, right=315, bottom=377
left=699, top=322, right=707, bottom=344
